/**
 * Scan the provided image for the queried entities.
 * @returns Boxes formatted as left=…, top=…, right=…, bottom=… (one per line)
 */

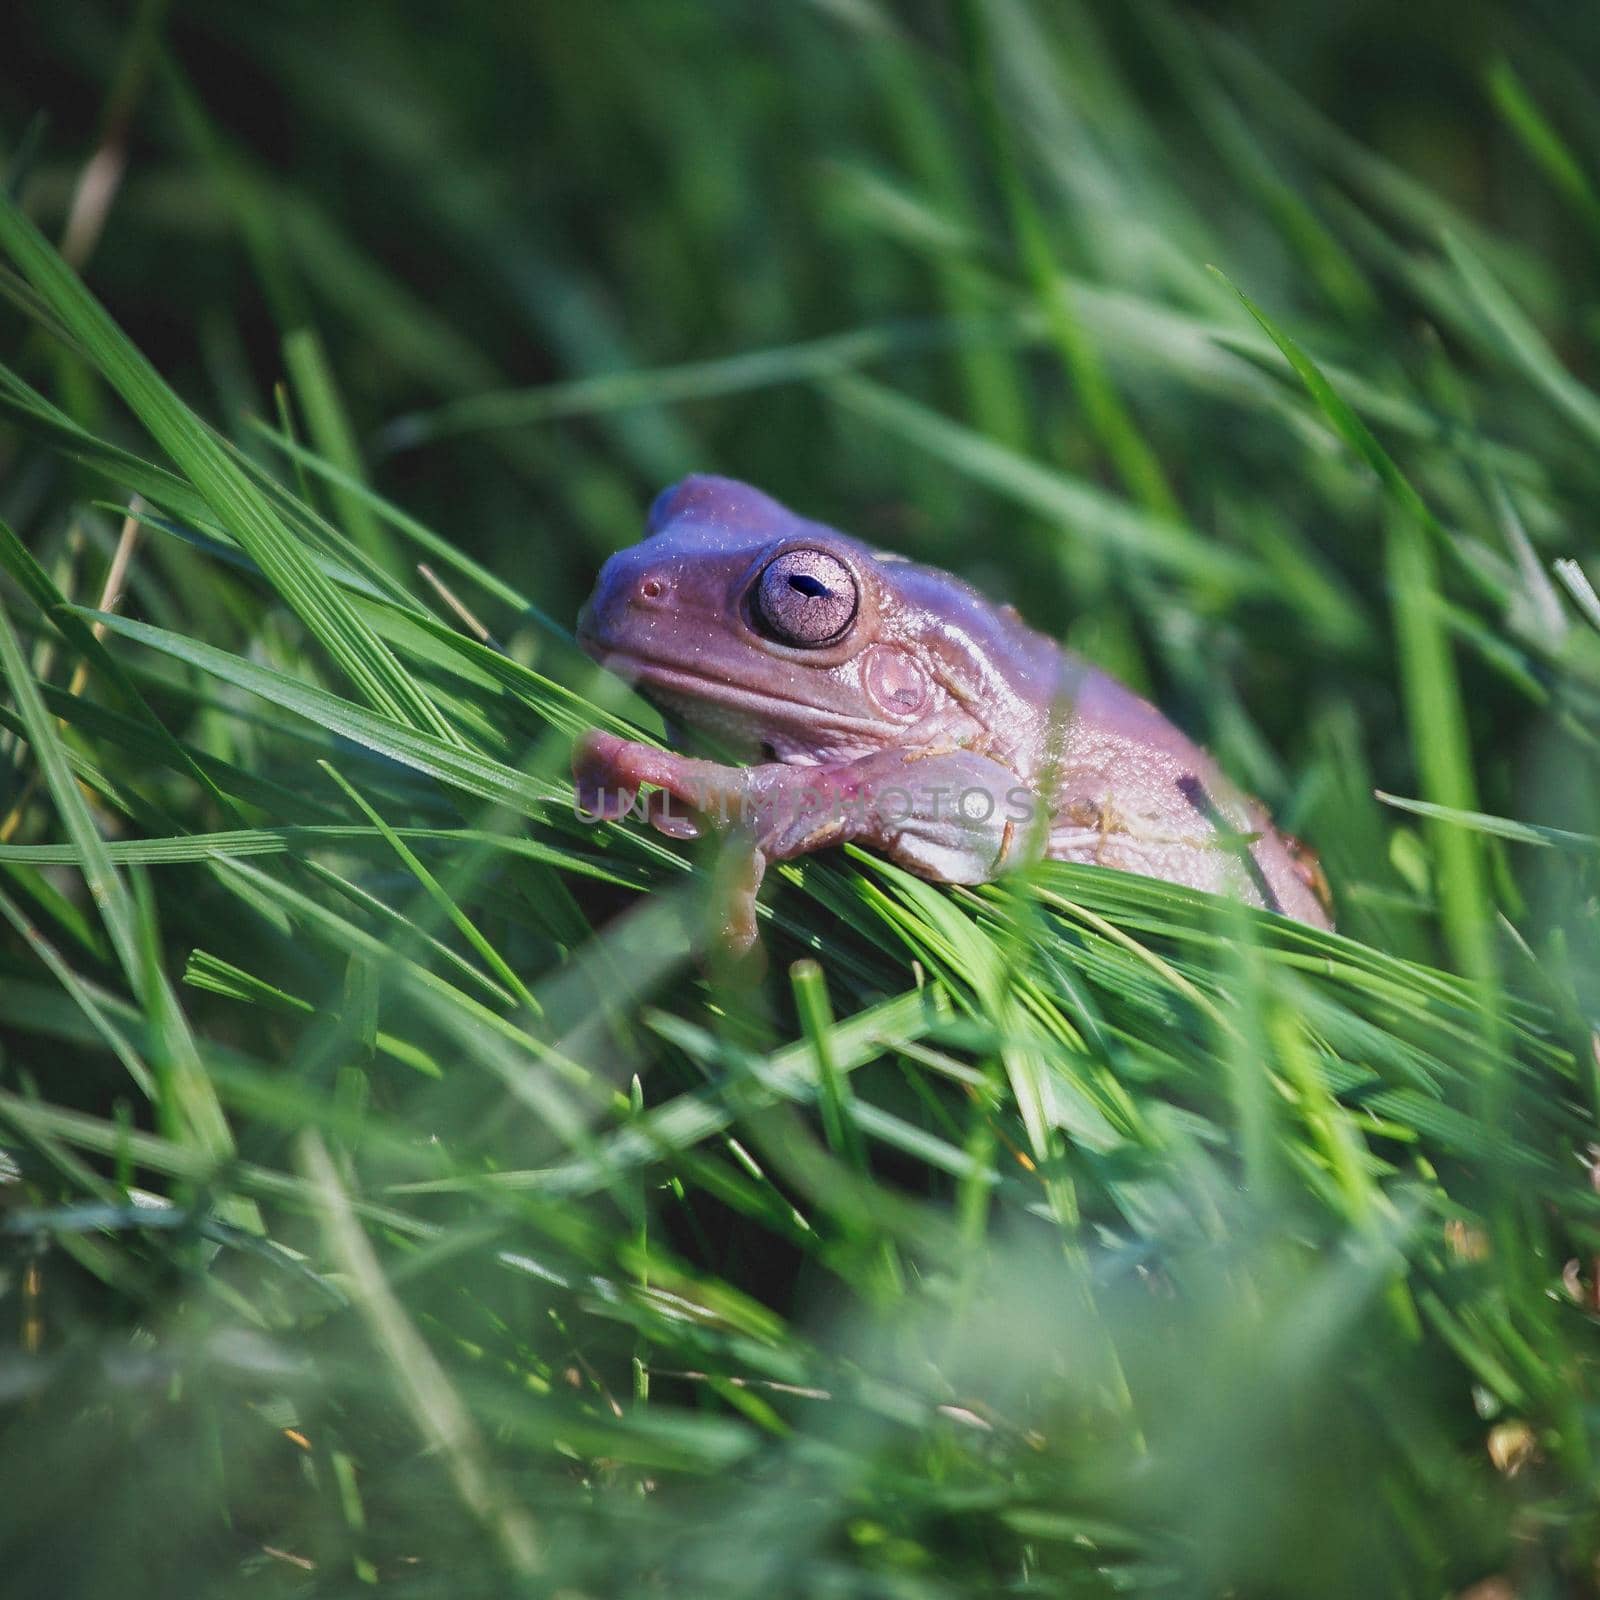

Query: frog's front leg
left=574, top=732, right=1036, bottom=953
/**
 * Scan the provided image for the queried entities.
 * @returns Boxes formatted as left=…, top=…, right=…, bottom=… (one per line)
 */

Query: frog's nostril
left=640, top=577, right=664, bottom=600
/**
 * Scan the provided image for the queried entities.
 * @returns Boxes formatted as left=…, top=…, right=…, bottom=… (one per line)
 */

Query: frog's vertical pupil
left=754, top=548, right=858, bottom=646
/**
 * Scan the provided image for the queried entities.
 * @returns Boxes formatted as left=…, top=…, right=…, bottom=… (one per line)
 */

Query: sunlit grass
left=3, top=3, right=1600, bottom=1595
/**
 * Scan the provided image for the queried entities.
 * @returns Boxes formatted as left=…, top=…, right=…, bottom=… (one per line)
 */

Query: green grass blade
left=79, top=607, right=563, bottom=818
left=1486, top=57, right=1600, bottom=247
left=0, top=589, right=238, bottom=1169
left=824, top=374, right=1267, bottom=593
left=0, top=186, right=458, bottom=742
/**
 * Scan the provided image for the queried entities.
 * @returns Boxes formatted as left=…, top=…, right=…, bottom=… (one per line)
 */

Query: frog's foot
left=573, top=731, right=737, bottom=834
left=572, top=731, right=1035, bottom=958
left=573, top=730, right=768, bottom=957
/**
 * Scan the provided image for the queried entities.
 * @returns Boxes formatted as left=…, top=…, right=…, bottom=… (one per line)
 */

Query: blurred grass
left=3, top=1, right=1600, bottom=1595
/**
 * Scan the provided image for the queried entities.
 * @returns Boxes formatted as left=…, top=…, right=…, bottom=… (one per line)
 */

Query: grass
left=3, top=1, right=1600, bottom=1594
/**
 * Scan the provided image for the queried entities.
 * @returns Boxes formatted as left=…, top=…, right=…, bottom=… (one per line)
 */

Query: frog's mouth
left=581, top=641, right=892, bottom=752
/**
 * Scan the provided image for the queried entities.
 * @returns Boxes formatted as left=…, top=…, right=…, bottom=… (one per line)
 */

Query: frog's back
left=880, top=559, right=1330, bottom=924
left=1047, top=667, right=1331, bottom=925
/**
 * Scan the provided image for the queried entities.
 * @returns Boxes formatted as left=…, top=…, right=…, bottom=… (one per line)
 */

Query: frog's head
left=578, top=476, right=989, bottom=763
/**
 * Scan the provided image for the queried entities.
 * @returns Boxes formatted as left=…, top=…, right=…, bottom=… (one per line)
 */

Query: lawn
left=3, top=2, right=1600, bottom=1594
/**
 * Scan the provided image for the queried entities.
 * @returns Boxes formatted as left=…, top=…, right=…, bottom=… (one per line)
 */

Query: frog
left=573, top=475, right=1332, bottom=953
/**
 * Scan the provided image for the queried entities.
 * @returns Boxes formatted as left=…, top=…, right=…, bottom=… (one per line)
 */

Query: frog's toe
left=572, top=730, right=640, bottom=821
left=646, top=789, right=704, bottom=840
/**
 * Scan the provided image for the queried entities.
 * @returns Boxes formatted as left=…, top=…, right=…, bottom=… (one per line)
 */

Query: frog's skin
left=574, top=476, right=1332, bottom=952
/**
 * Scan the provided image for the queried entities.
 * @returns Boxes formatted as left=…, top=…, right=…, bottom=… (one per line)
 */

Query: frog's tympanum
left=575, top=476, right=1332, bottom=953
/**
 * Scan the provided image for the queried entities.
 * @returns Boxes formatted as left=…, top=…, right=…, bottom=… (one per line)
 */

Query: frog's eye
left=753, top=549, right=858, bottom=647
